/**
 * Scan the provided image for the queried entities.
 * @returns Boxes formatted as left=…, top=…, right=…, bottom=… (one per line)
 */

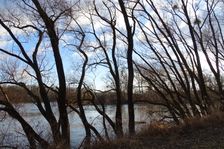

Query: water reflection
left=0, top=103, right=163, bottom=148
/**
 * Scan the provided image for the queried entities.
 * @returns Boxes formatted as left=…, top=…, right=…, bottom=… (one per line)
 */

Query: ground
left=90, top=112, right=224, bottom=149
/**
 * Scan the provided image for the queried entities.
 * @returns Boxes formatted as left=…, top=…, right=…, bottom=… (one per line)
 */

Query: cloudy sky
left=0, top=0, right=219, bottom=91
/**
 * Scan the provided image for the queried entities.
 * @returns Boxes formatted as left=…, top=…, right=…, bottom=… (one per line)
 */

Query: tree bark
left=32, top=0, right=70, bottom=146
left=118, top=0, right=135, bottom=134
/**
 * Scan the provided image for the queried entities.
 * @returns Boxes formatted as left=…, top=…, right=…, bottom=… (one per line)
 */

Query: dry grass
left=89, top=112, right=224, bottom=149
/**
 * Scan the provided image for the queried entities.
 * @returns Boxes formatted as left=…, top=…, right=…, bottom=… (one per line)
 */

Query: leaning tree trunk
left=32, top=0, right=70, bottom=146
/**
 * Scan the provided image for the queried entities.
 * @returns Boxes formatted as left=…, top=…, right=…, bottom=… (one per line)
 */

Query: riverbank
left=89, top=112, right=224, bottom=149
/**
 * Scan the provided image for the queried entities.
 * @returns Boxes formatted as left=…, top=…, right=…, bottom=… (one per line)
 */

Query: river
left=0, top=103, right=164, bottom=148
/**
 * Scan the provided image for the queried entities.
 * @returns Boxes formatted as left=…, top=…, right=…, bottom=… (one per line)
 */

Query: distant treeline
left=0, top=85, right=56, bottom=103
left=0, top=85, right=158, bottom=105
left=0, top=85, right=126, bottom=104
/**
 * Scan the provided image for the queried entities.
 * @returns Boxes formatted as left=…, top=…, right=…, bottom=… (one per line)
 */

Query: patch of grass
left=89, top=112, right=224, bottom=149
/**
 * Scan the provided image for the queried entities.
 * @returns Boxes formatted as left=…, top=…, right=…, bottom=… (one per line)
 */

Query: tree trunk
left=31, top=0, right=70, bottom=146
left=118, top=0, right=135, bottom=135
left=5, top=105, right=49, bottom=148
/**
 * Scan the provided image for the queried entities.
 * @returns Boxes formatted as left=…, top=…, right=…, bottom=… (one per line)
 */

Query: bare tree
left=133, top=0, right=224, bottom=122
left=118, top=0, right=138, bottom=134
left=90, top=0, right=124, bottom=136
left=0, top=0, right=75, bottom=147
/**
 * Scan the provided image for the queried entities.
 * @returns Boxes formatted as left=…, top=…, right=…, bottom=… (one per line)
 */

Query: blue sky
left=0, top=7, right=109, bottom=90
left=0, top=0, right=10, bottom=8
left=0, top=0, right=216, bottom=91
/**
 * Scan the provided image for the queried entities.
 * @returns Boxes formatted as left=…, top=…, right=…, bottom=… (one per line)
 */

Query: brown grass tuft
left=89, top=112, right=224, bottom=149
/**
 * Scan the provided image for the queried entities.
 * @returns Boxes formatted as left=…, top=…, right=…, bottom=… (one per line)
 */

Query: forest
left=0, top=0, right=224, bottom=148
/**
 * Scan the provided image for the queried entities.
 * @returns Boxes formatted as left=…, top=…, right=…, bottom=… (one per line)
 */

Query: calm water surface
left=0, top=103, right=163, bottom=148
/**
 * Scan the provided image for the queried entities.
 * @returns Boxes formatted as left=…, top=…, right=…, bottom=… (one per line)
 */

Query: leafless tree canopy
left=0, top=0, right=224, bottom=148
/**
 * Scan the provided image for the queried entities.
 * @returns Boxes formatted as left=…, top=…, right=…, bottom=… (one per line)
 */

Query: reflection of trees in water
left=0, top=0, right=224, bottom=148
left=1, top=104, right=159, bottom=147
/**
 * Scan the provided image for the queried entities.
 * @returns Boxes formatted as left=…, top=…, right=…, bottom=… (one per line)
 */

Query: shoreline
left=89, top=112, right=224, bottom=149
